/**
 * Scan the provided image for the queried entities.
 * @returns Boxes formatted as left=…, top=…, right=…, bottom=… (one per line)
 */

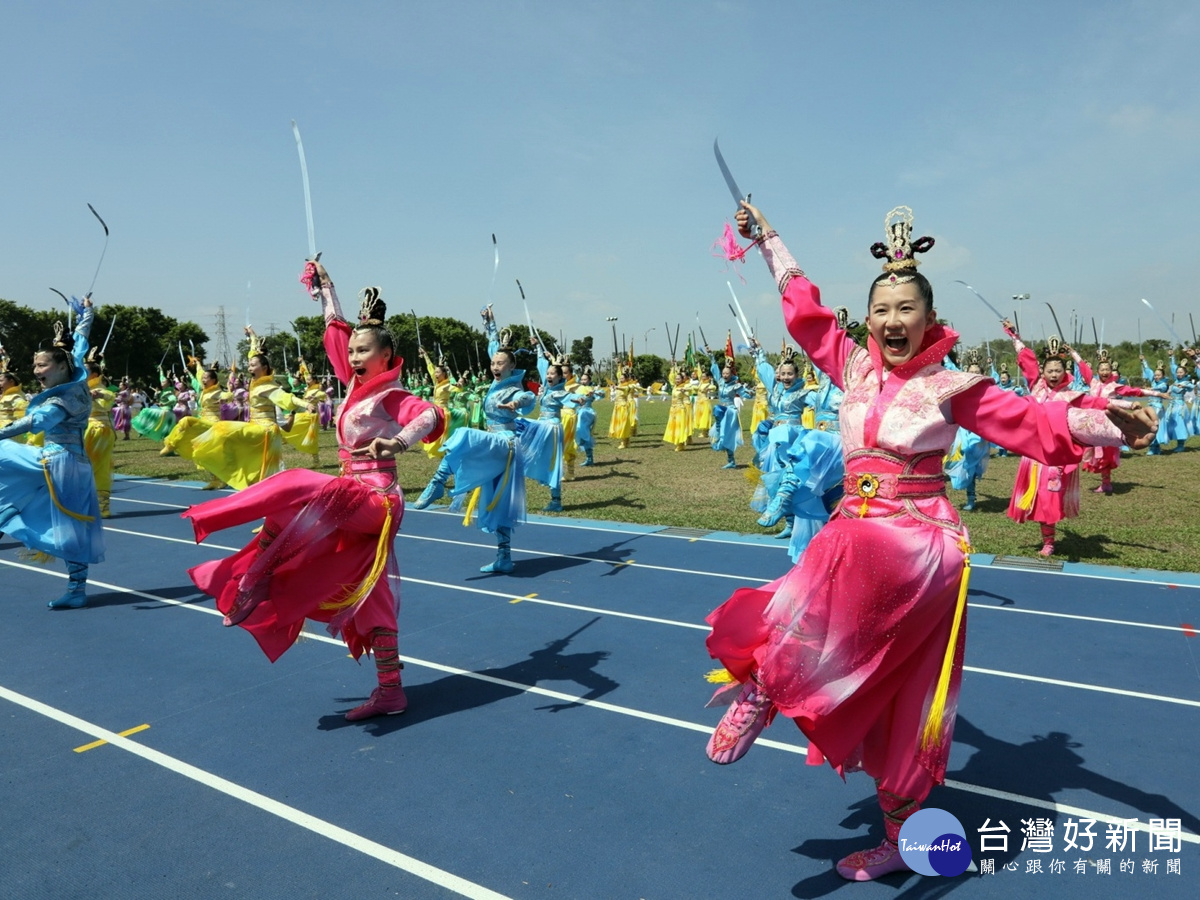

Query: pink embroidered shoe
left=706, top=679, right=773, bottom=764
left=835, top=840, right=910, bottom=881
left=1038, top=541, right=1055, bottom=557
left=345, top=685, right=408, bottom=721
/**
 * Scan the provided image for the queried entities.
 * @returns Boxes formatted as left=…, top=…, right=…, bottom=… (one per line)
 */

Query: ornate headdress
left=357, top=287, right=387, bottom=326
left=1040, top=335, right=1069, bottom=364
left=554, top=351, right=570, bottom=367
left=964, top=349, right=980, bottom=369
left=1097, top=348, right=1110, bottom=364
left=999, top=362, right=1010, bottom=377
left=498, top=328, right=514, bottom=351
left=834, top=306, right=850, bottom=330
left=86, top=346, right=104, bottom=369
left=52, top=321, right=73, bottom=350
left=779, top=345, right=796, bottom=367
left=869, top=206, right=935, bottom=288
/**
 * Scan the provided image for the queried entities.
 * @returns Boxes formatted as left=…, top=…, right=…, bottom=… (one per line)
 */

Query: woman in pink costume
left=704, top=203, right=1155, bottom=881
left=1082, top=350, right=1168, bottom=495
left=1003, top=330, right=1094, bottom=557
left=184, top=261, right=444, bottom=721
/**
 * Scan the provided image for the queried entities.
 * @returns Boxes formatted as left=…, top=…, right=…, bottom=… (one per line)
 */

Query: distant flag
left=725, top=331, right=735, bottom=363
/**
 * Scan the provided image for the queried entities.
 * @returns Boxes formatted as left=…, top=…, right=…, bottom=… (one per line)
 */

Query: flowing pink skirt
left=1007, top=457, right=1080, bottom=525
left=707, top=510, right=966, bottom=801
left=184, top=468, right=402, bottom=662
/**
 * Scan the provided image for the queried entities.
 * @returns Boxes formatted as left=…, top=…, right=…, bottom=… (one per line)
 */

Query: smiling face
left=33, top=351, right=70, bottom=389
left=778, top=362, right=798, bottom=387
left=866, top=281, right=936, bottom=370
left=347, top=330, right=394, bottom=381
left=1098, top=361, right=1112, bottom=380
left=721, top=364, right=736, bottom=381
left=201, top=370, right=218, bottom=388
left=546, top=365, right=563, bottom=387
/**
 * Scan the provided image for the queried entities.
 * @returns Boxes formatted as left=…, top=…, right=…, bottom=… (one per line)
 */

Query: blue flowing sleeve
left=72, top=304, right=96, bottom=370
left=751, top=345, right=775, bottom=392
left=0, top=401, right=69, bottom=441
left=485, top=318, right=500, bottom=357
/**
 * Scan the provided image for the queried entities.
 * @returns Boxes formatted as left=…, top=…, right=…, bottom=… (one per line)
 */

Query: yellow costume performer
left=84, top=354, right=116, bottom=517
left=279, top=358, right=324, bottom=463
left=419, top=348, right=455, bottom=459
left=607, top=368, right=638, bottom=449
left=189, top=330, right=288, bottom=490
left=663, top=366, right=693, bottom=451
left=692, top=371, right=716, bottom=435
left=162, top=357, right=233, bottom=488
left=0, top=365, right=29, bottom=442
left=750, top=373, right=770, bottom=434
left=559, top=363, right=579, bottom=477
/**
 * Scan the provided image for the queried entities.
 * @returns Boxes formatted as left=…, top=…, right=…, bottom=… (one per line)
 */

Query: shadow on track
left=319, top=617, right=619, bottom=736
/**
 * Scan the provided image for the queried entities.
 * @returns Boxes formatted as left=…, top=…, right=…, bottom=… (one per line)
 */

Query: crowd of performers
left=0, top=199, right=1187, bottom=883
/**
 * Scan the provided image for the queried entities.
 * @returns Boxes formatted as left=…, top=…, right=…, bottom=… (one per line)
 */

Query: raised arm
left=749, top=340, right=776, bottom=392
left=737, top=203, right=857, bottom=390
left=72, top=299, right=96, bottom=370
left=301, top=261, right=355, bottom=387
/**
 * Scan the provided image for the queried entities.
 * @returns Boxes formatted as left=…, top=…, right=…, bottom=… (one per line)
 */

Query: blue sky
left=2, top=1, right=1197, bottom=360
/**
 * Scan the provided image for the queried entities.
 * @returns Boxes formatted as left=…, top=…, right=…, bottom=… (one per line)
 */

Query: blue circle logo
left=897, top=808, right=972, bottom=877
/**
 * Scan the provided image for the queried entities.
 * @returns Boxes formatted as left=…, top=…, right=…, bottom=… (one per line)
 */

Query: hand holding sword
left=735, top=201, right=773, bottom=240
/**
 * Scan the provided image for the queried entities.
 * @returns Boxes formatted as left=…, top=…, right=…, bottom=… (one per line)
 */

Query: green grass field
left=113, top=399, right=1200, bottom=573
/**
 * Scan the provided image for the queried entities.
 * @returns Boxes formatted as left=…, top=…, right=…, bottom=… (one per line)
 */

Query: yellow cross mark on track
left=74, top=723, right=150, bottom=753
left=510, top=593, right=539, bottom=604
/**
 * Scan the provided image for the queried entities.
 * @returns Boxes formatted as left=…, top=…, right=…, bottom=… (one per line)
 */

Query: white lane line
left=95, top=526, right=1200, bottom=638
left=6, top=555, right=1200, bottom=716
left=983, top=564, right=1200, bottom=591
left=104, top=526, right=241, bottom=553
left=401, top=577, right=708, bottom=631
left=398, top=533, right=769, bottom=583
left=118, top=477, right=1200, bottom=588
left=941, top=778, right=1200, bottom=846
left=0, top=685, right=512, bottom=900
left=412, top=504, right=788, bottom=550
left=966, top=666, right=1200, bottom=708
left=112, top=497, right=192, bottom=509
left=4, top=567, right=1195, bottom=849
left=968, top=603, right=1194, bottom=634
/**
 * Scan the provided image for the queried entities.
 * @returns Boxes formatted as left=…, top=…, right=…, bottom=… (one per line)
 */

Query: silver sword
left=713, top=138, right=759, bottom=237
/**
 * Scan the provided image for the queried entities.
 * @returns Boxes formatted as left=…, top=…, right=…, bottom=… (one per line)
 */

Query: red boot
left=346, top=629, right=408, bottom=721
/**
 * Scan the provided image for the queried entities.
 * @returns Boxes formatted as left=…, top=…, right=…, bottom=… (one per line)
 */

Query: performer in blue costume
left=1139, top=355, right=1171, bottom=455
left=0, top=297, right=105, bottom=608
left=748, top=340, right=812, bottom=537
left=413, top=306, right=535, bottom=573
left=1162, top=355, right=1195, bottom=451
left=752, top=350, right=845, bottom=562
left=988, top=359, right=1025, bottom=456
left=522, top=348, right=578, bottom=512
left=944, top=353, right=991, bottom=510
left=703, top=342, right=754, bottom=468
